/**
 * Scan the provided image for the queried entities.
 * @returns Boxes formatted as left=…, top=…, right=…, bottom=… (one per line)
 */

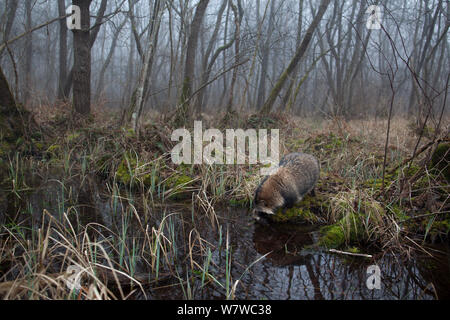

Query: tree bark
left=96, top=18, right=127, bottom=100
left=0, top=65, right=25, bottom=146
left=23, top=0, right=32, bottom=105
left=281, top=0, right=304, bottom=109
left=72, top=0, right=92, bottom=115
left=225, top=0, right=243, bottom=114
left=64, top=0, right=108, bottom=98
left=128, top=0, right=144, bottom=60
left=256, top=0, right=276, bottom=110
left=0, top=0, right=18, bottom=59
left=57, top=0, right=68, bottom=101
left=260, top=0, right=331, bottom=114
left=175, top=0, right=210, bottom=125
left=195, top=0, right=228, bottom=114
left=125, top=0, right=166, bottom=130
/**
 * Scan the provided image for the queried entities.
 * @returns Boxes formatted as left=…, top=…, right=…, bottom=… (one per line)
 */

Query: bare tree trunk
left=0, top=0, right=18, bottom=60
left=219, top=2, right=231, bottom=110
left=175, top=0, right=210, bottom=125
left=0, top=65, right=25, bottom=147
left=23, top=0, right=32, bottom=105
left=260, top=0, right=331, bottom=114
left=225, top=0, right=243, bottom=114
left=256, top=0, right=276, bottom=110
left=64, top=0, right=108, bottom=98
left=57, top=0, right=68, bottom=101
left=408, top=0, right=443, bottom=120
left=125, top=0, right=166, bottom=131
left=96, top=18, right=127, bottom=100
left=122, top=34, right=136, bottom=107
left=342, top=0, right=367, bottom=114
left=167, top=4, right=175, bottom=102
left=281, top=0, right=303, bottom=109
left=128, top=0, right=144, bottom=60
left=72, top=0, right=92, bottom=115
left=195, top=0, right=228, bottom=114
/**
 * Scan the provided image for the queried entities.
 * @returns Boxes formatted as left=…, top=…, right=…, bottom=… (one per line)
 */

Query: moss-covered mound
left=316, top=191, right=385, bottom=249
left=115, top=152, right=159, bottom=188
left=271, top=193, right=328, bottom=224
left=164, top=174, right=196, bottom=200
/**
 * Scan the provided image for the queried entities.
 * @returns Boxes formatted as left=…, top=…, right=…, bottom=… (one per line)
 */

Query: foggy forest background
left=0, top=0, right=448, bottom=125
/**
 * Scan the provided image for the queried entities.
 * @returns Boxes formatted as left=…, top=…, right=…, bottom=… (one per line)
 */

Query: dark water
left=169, top=208, right=450, bottom=300
left=2, top=177, right=450, bottom=300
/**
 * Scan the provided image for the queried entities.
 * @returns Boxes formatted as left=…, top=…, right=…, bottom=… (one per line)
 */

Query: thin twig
left=328, top=249, right=372, bottom=258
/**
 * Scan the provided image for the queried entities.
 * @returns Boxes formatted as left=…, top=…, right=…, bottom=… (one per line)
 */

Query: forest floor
left=0, top=105, right=449, bottom=299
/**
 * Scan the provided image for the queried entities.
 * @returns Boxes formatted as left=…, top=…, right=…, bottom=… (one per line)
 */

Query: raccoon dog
left=253, top=152, right=320, bottom=220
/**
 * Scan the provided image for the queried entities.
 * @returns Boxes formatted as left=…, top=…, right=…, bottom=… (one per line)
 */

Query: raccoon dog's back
left=253, top=152, right=320, bottom=215
left=278, top=152, right=320, bottom=196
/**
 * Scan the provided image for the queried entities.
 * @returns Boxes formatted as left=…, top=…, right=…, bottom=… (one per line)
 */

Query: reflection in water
left=233, top=218, right=448, bottom=300
left=2, top=178, right=449, bottom=300
left=200, top=208, right=450, bottom=300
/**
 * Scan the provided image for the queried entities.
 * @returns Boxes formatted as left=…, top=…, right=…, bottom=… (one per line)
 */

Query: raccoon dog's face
left=253, top=178, right=282, bottom=217
left=253, top=199, right=275, bottom=216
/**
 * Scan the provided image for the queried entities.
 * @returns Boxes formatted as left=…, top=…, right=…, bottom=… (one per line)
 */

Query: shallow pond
left=1, top=177, right=449, bottom=300
left=150, top=208, right=450, bottom=300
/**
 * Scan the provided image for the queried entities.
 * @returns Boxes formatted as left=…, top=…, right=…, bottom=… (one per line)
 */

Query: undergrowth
left=0, top=109, right=449, bottom=299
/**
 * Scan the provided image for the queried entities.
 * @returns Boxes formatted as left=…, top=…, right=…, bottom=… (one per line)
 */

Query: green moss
left=0, top=103, right=28, bottom=149
left=270, top=192, right=333, bottom=223
left=389, top=204, right=409, bottom=221
left=31, top=132, right=42, bottom=140
left=166, top=174, right=193, bottom=188
left=229, top=198, right=248, bottom=207
left=165, top=174, right=194, bottom=199
left=318, top=224, right=346, bottom=248
left=364, top=172, right=397, bottom=189
left=318, top=212, right=363, bottom=249
left=46, top=144, right=61, bottom=158
left=115, top=152, right=158, bottom=187
left=246, top=114, right=277, bottom=129
left=0, top=141, right=12, bottom=157
left=34, top=142, right=44, bottom=151
left=286, top=138, right=306, bottom=151
left=408, top=122, right=434, bottom=138
left=414, top=174, right=433, bottom=190
left=312, top=133, right=344, bottom=150
left=316, top=193, right=385, bottom=249
left=403, top=163, right=420, bottom=177
left=95, top=154, right=112, bottom=174
left=122, top=127, right=136, bottom=138
left=363, top=178, right=383, bottom=189
left=347, top=246, right=361, bottom=254
left=431, top=143, right=450, bottom=182
left=431, top=219, right=450, bottom=233
left=272, top=205, right=318, bottom=223
left=116, top=156, right=133, bottom=185
left=424, top=216, right=450, bottom=240
left=66, top=132, right=82, bottom=143
left=15, top=137, right=24, bottom=147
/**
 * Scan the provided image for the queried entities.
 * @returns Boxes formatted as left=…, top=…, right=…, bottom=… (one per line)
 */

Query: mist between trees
left=0, top=0, right=448, bottom=126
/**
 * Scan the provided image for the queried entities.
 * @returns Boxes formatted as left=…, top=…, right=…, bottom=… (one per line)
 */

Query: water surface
left=2, top=177, right=449, bottom=300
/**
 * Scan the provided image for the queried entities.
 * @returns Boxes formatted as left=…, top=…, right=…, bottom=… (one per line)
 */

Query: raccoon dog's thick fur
left=253, top=152, right=320, bottom=218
